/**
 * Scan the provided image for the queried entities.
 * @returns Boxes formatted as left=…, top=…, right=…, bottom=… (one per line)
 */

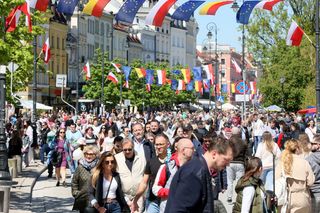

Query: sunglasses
left=123, top=148, right=133, bottom=152
left=104, top=160, right=115, bottom=165
left=85, top=153, right=96, bottom=156
left=60, top=131, right=65, bottom=134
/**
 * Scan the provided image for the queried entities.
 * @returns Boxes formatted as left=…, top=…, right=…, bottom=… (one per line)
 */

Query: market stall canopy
left=221, top=103, right=237, bottom=110
left=297, top=107, right=316, bottom=114
left=265, top=105, right=282, bottom=112
left=19, top=100, right=53, bottom=110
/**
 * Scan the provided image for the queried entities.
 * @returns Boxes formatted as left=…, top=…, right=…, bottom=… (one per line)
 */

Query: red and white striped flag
left=250, top=81, right=257, bottom=94
left=177, top=80, right=186, bottom=91
left=255, top=0, right=283, bottom=11
left=83, top=61, right=91, bottom=80
left=146, top=84, right=151, bottom=92
left=286, top=21, right=304, bottom=46
left=42, top=38, right=50, bottom=63
left=6, top=0, right=32, bottom=32
left=29, top=0, right=49, bottom=12
left=157, top=70, right=166, bottom=85
left=111, top=63, right=122, bottom=73
left=145, top=0, right=177, bottom=27
left=231, top=58, right=242, bottom=74
left=203, top=64, right=215, bottom=85
left=107, top=72, right=118, bottom=84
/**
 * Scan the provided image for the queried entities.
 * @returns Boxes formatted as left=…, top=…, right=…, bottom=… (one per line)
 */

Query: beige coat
left=276, top=154, right=315, bottom=213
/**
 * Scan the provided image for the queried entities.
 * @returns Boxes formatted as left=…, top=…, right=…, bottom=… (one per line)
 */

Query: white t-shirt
left=255, top=142, right=281, bottom=169
left=103, top=177, right=118, bottom=199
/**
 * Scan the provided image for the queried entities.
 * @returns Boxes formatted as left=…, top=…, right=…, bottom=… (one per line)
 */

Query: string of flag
left=5, top=0, right=307, bottom=66
left=82, top=61, right=258, bottom=95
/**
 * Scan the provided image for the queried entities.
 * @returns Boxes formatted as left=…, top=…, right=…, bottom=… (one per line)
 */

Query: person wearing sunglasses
left=115, top=139, right=146, bottom=212
left=71, top=145, right=99, bottom=213
left=88, top=152, right=129, bottom=213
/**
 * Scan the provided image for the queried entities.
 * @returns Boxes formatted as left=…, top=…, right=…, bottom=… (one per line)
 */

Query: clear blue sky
left=193, top=4, right=242, bottom=53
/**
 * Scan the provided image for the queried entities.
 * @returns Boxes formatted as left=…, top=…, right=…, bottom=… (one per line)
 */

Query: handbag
left=275, top=166, right=289, bottom=212
left=51, top=150, right=62, bottom=166
left=85, top=176, right=114, bottom=213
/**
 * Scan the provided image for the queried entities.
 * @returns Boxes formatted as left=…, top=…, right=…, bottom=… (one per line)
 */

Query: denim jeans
left=40, top=143, right=53, bottom=175
left=146, top=201, right=160, bottom=213
left=226, top=163, right=245, bottom=200
left=104, top=201, right=121, bottom=213
left=253, top=136, right=262, bottom=154
left=261, top=168, right=273, bottom=191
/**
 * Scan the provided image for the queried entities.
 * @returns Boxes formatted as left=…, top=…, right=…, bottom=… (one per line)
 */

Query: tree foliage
left=0, top=0, right=47, bottom=103
left=246, top=1, right=316, bottom=111
left=82, top=49, right=197, bottom=110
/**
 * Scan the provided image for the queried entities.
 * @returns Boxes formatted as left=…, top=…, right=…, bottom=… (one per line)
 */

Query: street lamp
left=231, top=1, right=247, bottom=120
left=280, top=76, right=285, bottom=110
left=203, top=22, right=218, bottom=111
left=316, top=0, right=320, bottom=133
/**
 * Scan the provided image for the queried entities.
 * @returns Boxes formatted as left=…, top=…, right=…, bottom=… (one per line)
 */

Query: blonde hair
left=262, top=131, right=274, bottom=153
left=281, top=139, right=300, bottom=175
left=298, top=133, right=311, bottom=153
left=91, top=152, right=117, bottom=188
left=83, top=145, right=100, bottom=156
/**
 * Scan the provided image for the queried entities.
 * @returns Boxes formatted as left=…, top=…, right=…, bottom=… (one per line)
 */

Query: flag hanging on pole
left=122, top=66, right=131, bottom=88
left=250, top=81, right=257, bottom=94
left=236, top=1, right=260, bottom=24
left=192, top=67, right=202, bottom=81
left=231, top=58, right=242, bottom=74
left=181, top=68, right=191, bottom=83
left=286, top=21, right=304, bottom=46
left=111, top=63, right=122, bottom=73
left=83, top=61, right=91, bottom=80
left=115, top=0, right=145, bottom=24
left=29, top=0, right=50, bottom=12
left=255, top=0, right=283, bottom=11
left=203, top=64, right=214, bottom=85
left=135, top=68, right=146, bottom=78
left=145, top=0, right=177, bottom=27
left=107, top=72, right=119, bottom=84
left=171, top=1, right=205, bottom=21
left=57, top=0, right=79, bottom=16
left=199, top=0, right=233, bottom=15
left=6, top=0, right=32, bottom=32
left=42, top=38, right=51, bottom=63
left=83, top=0, right=111, bottom=17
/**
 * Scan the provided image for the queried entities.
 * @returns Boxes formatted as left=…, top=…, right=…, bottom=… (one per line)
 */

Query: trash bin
left=0, top=180, right=11, bottom=213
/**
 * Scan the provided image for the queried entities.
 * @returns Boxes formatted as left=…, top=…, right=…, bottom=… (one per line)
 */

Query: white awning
left=19, top=100, right=53, bottom=110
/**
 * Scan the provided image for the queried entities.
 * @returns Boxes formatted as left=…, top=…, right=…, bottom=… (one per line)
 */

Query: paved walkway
left=10, top=160, right=74, bottom=213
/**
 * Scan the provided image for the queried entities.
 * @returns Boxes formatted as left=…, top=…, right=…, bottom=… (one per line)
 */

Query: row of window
left=87, top=19, right=111, bottom=36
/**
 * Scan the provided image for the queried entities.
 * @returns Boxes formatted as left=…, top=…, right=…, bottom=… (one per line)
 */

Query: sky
left=193, top=4, right=243, bottom=53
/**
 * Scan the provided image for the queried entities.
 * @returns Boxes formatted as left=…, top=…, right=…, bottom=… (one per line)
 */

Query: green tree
left=82, top=50, right=196, bottom=109
left=246, top=1, right=315, bottom=111
left=1, top=0, right=47, bottom=103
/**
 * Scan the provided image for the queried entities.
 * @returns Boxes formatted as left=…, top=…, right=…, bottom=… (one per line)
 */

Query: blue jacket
left=164, top=155, right=214, bottom=213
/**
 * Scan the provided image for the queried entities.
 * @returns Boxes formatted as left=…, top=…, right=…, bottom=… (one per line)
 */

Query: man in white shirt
left=252, top=114, right=264, bottom=154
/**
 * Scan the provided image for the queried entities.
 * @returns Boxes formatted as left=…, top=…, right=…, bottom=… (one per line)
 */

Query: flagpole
left=316, top=0, right=320, bottom=133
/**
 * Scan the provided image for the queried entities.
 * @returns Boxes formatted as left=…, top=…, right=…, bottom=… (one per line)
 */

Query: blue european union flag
left=236, top=1, right=260, bottom=24
left=171, top=79, right=178, bottom=90
left=115, top=0, right=145, bottom=24
left=192, top=67, right=202, bottom=81
left=146, top=69, right=154, bottom=84
left=171, top=70, right=181, bottom=75
left=187, top=80, right=194, bottom=91
left=57, top=0, right=79, bottom=16
left=172, top=1, right=205, bottom=21
left=122, top=66, right=132, bottom=81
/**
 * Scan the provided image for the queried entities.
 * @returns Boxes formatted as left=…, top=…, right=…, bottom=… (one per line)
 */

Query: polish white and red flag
left=255, top=0, right=283, bottom=11
left=29, top=0, right=49, bottom=12
left=111, top=63, right=122, bottom=73
left=286, top=21, right=304, bottom=46
left=42, top=38, right=50, bottom=63
left=6, top=0, right=32, bottom=32
left=231, top=58, right=242, bottom=74
left=145, top=0, right=177, bottom=27
left=203, top=80, right=210, bottom=90
left=83, top=61, right=91, bottom=80
left=146, top=84, right=151, bottom=92
left=107, top=72, right=119, bottom=84
left=157, top=70, right=167, bottom=85
left=203, top=64, right=215, bottom=85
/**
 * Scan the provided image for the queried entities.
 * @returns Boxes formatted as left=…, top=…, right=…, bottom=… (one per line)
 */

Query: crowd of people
left=5, top=109, right=320, bottom=213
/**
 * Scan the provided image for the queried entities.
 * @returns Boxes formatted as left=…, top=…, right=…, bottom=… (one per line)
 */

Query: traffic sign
left=217, top=96, right=224, bottom=103
left=235, top=81, right=249, bottom=94
left=56, top=74, right=67, bottom=88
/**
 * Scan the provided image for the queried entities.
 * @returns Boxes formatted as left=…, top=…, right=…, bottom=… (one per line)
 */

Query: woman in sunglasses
left=72, top=145, right=100, bottom=213
left=88, top=152, right=129, bottom=213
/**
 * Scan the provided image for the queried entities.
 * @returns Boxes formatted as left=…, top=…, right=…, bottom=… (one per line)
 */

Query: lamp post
left=32, top=34, right=37, bottom=149
left=76, top=1, right=83, bottom=116
left=231, top=0, right=246, bottom=120
left=280, top=76, right=285, bottom=110
left=101, top=27, right=105, bottom=115
left=203, top=22, right=218, bottom=111
left=316, top=0, right=320, bottom=133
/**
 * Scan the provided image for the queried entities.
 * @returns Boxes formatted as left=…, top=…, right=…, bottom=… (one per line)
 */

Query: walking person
left=88, top=151, right=130, bottom=213
left=164, top=136, right=234, bottom=213
left=21, top=128, right=31, bottom=167
left=306, top=134, right=320, bottom=212
left=71, top=145, right=99, bottom=213
left=232, top=157, right=266, bottom=213
left=255, top=131, right=281, bottom=191
left=275, top=139, right=315, bottom=213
